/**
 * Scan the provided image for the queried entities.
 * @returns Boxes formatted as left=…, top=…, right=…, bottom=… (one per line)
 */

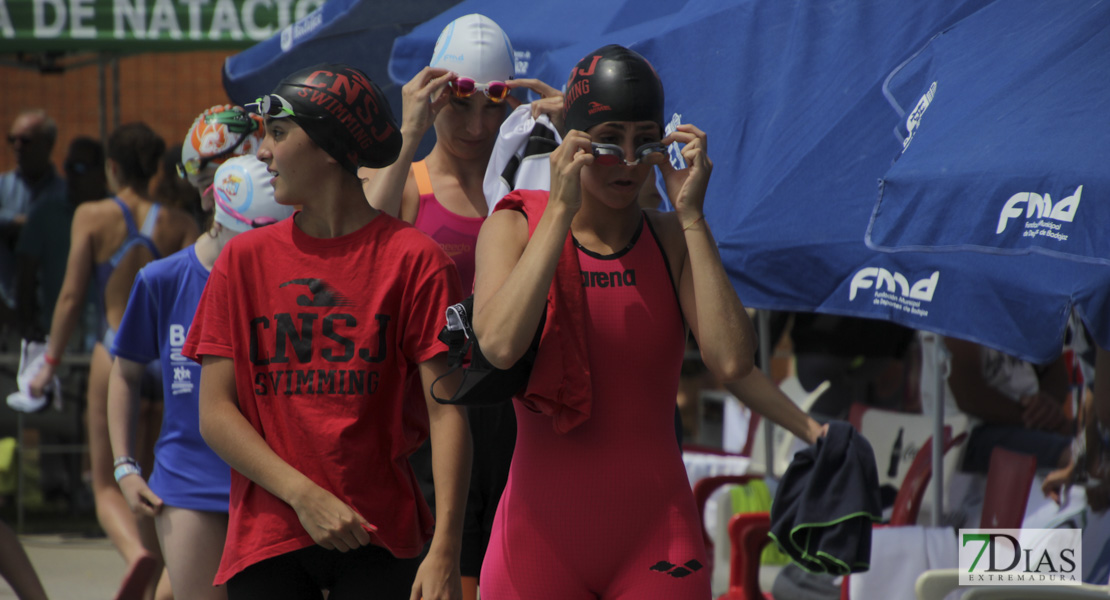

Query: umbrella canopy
left=531, top=0, right=1110, bottom=365
left=386, top=0, right=684, bottom=85
left=867, top=0, right=1110, bottom=267
left=221, top=0, right=462, bottom=106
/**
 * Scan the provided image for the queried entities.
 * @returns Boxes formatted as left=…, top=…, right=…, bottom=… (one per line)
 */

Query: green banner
left=0, top=0, right=326, bottom=52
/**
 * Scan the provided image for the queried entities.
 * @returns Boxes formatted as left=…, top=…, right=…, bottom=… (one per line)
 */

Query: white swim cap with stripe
left=212, top=156, right=294, bottom=232
left=429, top=13, right=516, bottom=82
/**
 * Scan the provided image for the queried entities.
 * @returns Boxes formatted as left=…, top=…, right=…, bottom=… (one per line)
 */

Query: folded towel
left=770, top=421, right=882, bottom=574
left=493, top=190, right=592, bottom=434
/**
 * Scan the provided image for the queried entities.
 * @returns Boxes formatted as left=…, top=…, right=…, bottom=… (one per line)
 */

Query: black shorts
left=461, top=401, right=517, bottom=578
left=226, top=543, right=420, bottom=600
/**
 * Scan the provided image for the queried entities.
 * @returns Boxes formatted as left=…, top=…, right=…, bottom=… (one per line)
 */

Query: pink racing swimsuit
left=481, top=214, right=710, bottom=600
left=411, top=161, right=485, bottom=294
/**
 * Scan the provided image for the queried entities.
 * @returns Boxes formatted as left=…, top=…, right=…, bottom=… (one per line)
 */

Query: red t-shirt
left=184, top=213, right=461, bottom=584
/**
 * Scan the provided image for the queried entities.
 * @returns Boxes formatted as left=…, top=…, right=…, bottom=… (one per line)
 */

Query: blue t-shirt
left=112, top=246, right=230, bottom=512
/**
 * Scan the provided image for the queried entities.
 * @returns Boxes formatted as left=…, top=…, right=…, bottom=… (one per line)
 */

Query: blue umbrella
left=221, top=0, right=462, bottom=106
left=386, top=0, right=683, bottom=86
left=867, top=0, right=1110, bottom=269
left=533, top=0, right=1110, bottom=366
left=530, top=0, right=1110, bottom=522
left=862, top=0, right=1110, bottom=357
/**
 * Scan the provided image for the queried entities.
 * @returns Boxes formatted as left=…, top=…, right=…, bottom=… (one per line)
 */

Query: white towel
left=849, top=526, right=958, bottom=600
left=483, top=105, right=561, bottom=214
left=6, top=338, right=62, bottom=413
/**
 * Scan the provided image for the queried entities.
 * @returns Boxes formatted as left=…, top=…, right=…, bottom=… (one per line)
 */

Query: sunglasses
left=209, top=185, right=279, bottom=229
left=7, top=135, right=34, bottom=146
left=590, top=142, right=667, bottom=167
left=448, top=78, right=510, bottom=103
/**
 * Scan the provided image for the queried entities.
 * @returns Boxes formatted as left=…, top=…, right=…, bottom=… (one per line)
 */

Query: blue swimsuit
left=95, top=197, right=161, bottom=352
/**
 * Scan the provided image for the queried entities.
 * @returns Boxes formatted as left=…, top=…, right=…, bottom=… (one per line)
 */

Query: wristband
left=43, top=353, right=61, bottom=367
left=113, top=463, right=141, bottom=482
left=113, top=456, right=140, bottom=468
left=682, top=214, right=705, bottom=232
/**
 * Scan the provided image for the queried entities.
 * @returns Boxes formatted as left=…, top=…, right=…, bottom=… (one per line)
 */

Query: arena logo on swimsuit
left=581, top=268, right=636, bottom=288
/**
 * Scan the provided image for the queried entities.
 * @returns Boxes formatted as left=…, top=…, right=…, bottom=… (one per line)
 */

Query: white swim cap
left=212, top=156, right=293, bottom=232
left=429, top=14, right=515, bottom=83
left=181, top=105, right=264, bottom=175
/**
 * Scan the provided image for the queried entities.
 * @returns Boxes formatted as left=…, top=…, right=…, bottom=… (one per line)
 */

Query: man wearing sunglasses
left=1, top=109, right=66, bottom=314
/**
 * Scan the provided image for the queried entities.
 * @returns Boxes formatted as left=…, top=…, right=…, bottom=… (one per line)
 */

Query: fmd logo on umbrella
left=995, top=185, right=1083, bottom=241
left=847, top=268, right=938, bottom=318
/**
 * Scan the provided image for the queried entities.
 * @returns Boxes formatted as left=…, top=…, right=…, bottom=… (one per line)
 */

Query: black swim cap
left=269, top=64, right=402, bottom=174
left=563, top=45, right=664, bottom=136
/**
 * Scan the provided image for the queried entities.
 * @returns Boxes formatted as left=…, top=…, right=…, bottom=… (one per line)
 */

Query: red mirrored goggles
left=448, top=77, right=510, bottom=103
left=590, top=142, right=667, bottom=167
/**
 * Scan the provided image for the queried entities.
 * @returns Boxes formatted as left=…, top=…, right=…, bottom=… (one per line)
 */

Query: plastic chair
left=913, top=447, right=1041, bottom=600
left=845, top=402, right=971, bottom=491
left=840, top=429, right=968, bottom=598
left=980, top=446, right=1037, bottom=529
left=693, top=474, right=764, bottom=573
left=890, top=429, right=968, bottom=526
left=719, top=512, right=774, bottom=600
left=916, top=570, right=1110, bottom=599
left=719, top=433, right=961, bottom=600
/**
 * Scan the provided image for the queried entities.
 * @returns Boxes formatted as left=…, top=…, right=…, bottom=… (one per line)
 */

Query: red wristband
left=43, top=353, right=61, bottom=367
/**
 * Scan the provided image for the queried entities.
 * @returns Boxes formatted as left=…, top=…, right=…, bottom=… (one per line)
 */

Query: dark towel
left=769, top=421, right=882, bottom=574
left=493, top=190, right=593, bottom=434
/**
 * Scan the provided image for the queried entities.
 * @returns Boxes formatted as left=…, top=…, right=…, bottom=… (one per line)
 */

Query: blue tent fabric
left=221, top=0, right=462, bottom=108
left=867, top=0, right=1110, bottom=265
left=386, top=0, right=685, bottom=86
left=386, top=0, right=1110, bottom=364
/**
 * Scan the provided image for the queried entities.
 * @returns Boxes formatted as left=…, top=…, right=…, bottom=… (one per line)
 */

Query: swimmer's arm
left=723, top=369, right=825, bottom=445
left=106, top=357, right=150, bottom=464
left=198, top=355, right=374, bottom=551
left=362, top=67, right=454, bottom=220
left=107, top=357, right=164, bottom=515
left=472, top=207, right=564, bottom=369
left=45, top=204, right=96, bottom=359
left=661, top=125, right=755, bottom=382
left=362, top=166, right=420, bottom=222
left=673, top=218, right=755, bottom=382
left=472, top=132, right=592, bottom=369
left=30, top=205, right=97, bottom=396
left=412, top=355, right=470, bottom=600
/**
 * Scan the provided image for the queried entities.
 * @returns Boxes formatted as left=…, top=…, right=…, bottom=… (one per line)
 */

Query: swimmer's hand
left=290, top=484, right=374, bottom=552
left=403, top=66, right=456, bottom=138
left=410, top=544, right=462, bottom=600
left=118, top=472, right=164, bottom=518
left=549, top=129, right=594, bottom=216
left=658, top=124, right=712, bottom=230
left=507, top=78, right=565, bottom=131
